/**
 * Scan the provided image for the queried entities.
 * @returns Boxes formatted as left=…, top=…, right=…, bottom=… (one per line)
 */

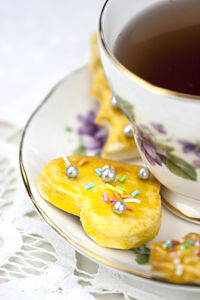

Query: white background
left=0, top=0, right=104, bottom=127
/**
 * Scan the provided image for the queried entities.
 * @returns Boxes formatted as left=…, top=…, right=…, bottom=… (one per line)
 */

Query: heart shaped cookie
left=38, top=156, right=161, bottom=249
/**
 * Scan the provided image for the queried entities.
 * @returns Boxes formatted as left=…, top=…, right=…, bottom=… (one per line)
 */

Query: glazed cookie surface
left=149, top=232, right=200, bottom=284
left=38, top=156, right=161, bottom=249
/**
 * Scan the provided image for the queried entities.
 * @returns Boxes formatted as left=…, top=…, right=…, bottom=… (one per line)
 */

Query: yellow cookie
left=149, top=233, right=200, bottom=284
left=38, top=156, right=161, bottom=249
left=89, top=34, right=139, bottom=160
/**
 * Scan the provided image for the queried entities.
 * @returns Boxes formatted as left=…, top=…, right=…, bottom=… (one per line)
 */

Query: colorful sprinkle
left=110, top=198, right=117, bottom=203
left=172, top=240, right=180, bottom=246
left=105, top=184, right=124, bottom=195
left=62, top=155, right=71, bottom=166
left=118, top=175, right=127, bottom=183
left=162, top=243, right=167, bottom=249
left=197, top=251, right=200, bottom=257
left=121, top=194, right=133, bottom=199
left=183, top=243, right=189, bottom=249
left=131, top=190, right=140, bottom=197
left=116, top=185, right=125, bottom=192
left=85, top=183, right=94, bottom=190
left=113, top=190, right=120, bottom=199
left=95, top=168, right=102, bottom=176
left=103, top=192, right=109, bottom=202
left=126, top=206, right=134, bottom=211
left=188, top=240, right=194, bottom=246
left=166, top=241, right=173, bottom=248
left=78, top=158, right=88, bottom=166
left=195, top=241, right=200, bottom=247
left=124, top=198, right=141, bottom=204
left=110, top=165, right=116, bottom=171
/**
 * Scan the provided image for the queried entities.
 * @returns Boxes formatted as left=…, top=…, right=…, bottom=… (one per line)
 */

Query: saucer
left=19, top=66, right=200, bottom=292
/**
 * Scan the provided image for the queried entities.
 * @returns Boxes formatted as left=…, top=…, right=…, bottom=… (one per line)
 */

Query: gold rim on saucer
left=162, top=197, right=200, bottom=224
left=19, top=67, right=200, bottom=289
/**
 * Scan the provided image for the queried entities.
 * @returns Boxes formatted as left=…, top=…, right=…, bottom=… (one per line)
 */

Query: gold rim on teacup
left=98, top=0, right=200, bottom=102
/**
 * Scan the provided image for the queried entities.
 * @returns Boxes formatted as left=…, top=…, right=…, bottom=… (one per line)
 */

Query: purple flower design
left=137, top=130, right=168, bottom=166
left=179, top=140, right=200, bottom=158
left=77, top=110, right=107, bottom=154
left=151, top=122, right=167, bottom=135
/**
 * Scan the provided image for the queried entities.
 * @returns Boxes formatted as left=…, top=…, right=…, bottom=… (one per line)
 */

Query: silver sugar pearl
left=66, top=165, right=79, bottom=178
left=102, top=167, right=116, bottom=183
left=111, top=96, right=119, bottom=108
left=113, top=200, right=126, bottom=214
left=138, top=167, right=150, bottom=180
left=123, top=124, right=133, bottom=137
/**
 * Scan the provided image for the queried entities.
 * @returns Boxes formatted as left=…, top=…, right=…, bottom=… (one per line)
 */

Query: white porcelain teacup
left=98, top=0, right=200, bottom=223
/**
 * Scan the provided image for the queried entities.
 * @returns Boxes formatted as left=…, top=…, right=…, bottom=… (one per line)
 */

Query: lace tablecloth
left=0, top=1, right=198, bottom=299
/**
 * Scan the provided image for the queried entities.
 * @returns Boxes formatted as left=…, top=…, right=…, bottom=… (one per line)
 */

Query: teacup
left=98, top=0, right=200, bottom=223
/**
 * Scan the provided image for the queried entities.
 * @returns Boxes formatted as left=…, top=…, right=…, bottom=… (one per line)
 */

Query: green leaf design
left=65, top=126, right=73, bottom=132
left=116, top=96, right=134, bottom=122
left=132, top=244, right=150, bottom=255
left=157, top=143, right=174, bottom=153
left=135, top=254, right=149, bottom=265
left=162, top=154, right=197, bottom=181
left=132, top=245, right=150, bottom=264
left=72, top=145, right=86, bottom=155
left=96, top=152, right=101, bottom=157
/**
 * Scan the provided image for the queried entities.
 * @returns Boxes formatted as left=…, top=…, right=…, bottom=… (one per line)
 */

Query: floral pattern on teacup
left=150, top=122, right=167, bottom=135
left=178, top=140, right=200, bottom=157
left=178, top=140, right=200, bottom=169
left=117, top=96, right=198, bottom=182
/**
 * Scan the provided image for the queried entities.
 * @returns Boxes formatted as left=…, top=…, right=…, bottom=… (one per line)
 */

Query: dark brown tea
left=114, top=0, right=200, bottom=96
